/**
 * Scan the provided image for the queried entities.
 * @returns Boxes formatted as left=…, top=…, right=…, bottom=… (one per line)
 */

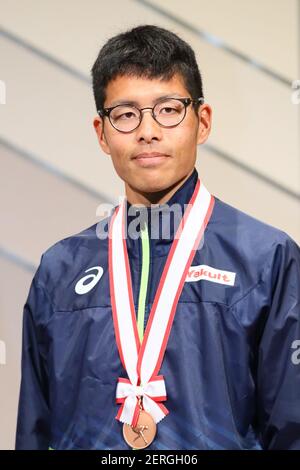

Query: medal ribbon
left=109, top=179, right=214, bottom=426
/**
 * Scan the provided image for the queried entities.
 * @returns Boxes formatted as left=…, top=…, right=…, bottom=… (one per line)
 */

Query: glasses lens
left=110, top=105, right=140, bottom=132
left=154, top=99, right=185, bottom=127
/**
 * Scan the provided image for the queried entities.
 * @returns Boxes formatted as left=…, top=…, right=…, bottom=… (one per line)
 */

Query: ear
left=196, top=103, right=212, bottom=145
left=93, top=116, right=111, bottom=155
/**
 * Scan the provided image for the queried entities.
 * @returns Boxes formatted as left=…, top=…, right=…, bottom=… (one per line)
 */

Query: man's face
left=93, top=73, right=212, bottom=195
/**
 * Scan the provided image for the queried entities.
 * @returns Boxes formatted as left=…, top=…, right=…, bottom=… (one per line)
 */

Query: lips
left=133, top=152, right=169, bottom=160
left=132, top=152, right=170, bottom=168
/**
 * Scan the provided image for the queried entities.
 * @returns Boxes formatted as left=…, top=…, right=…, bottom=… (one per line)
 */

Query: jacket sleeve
left=15, top=268, right=52, bottom=450
left=256, top=235, right=300, bottom=449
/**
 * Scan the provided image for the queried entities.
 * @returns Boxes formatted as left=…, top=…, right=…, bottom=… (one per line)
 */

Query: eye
left=118, top=111, right=136, bottom=120
left=111, top=106, right=139, bottom=121
left=156, top=100, right=183, bottom=115
left=161, top=107, right=177, bottom=114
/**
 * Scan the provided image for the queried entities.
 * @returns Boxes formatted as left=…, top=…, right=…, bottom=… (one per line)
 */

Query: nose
left=135, top=108, right=162, bottom=143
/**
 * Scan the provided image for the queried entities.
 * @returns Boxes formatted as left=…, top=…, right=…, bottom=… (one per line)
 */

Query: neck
left=125, top=169, right=195, bottom=207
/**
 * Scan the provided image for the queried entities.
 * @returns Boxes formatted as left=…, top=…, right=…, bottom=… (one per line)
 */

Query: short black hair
left=91, top=24, right=204, bottom=115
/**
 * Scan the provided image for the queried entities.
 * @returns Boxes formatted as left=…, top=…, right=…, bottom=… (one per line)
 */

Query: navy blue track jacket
left=15, top=168, right=300, bottom=449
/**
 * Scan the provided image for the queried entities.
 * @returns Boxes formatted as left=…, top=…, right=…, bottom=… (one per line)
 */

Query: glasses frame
left=97, top=96, right=204, bottom=133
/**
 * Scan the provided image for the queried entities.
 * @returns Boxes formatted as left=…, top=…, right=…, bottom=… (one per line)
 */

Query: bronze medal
left=123, top=410, right=157, bottom=449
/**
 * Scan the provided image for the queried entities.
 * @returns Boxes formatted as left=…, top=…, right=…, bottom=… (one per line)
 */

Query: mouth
left=132, top=152, right=171, bottom=167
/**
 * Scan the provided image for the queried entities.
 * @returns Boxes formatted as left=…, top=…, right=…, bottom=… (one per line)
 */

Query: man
left=16, top=24, right=300, bottom=450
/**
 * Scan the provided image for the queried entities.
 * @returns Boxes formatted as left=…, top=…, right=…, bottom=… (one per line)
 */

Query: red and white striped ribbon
left=109, top=179, right=214, bottom=426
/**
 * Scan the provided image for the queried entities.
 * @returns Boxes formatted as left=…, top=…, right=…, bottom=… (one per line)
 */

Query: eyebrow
left=108, top=93, right=184, bottom=108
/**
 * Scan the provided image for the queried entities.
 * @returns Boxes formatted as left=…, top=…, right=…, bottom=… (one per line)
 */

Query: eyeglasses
left=97, top=97, right=204, bottom=133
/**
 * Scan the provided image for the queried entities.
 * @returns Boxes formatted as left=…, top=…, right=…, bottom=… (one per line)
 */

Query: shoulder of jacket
left=34, top=212, right=114, bottom=286
left=212, top=197, right=298, bottom=256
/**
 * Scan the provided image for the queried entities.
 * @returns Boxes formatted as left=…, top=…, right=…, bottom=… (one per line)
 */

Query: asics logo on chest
left=75, top=266, right=103, bottom=295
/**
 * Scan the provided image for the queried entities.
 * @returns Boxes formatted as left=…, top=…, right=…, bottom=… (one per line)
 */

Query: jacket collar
left=125, top=167, right=199, bottom=257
